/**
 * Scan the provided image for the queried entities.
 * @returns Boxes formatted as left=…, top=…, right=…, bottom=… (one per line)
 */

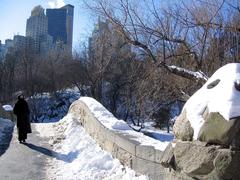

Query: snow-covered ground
left=35, top=115, right=148, bottom=180
left=0, top=118, right=14, bottom=142
left=28, top=88, right=80, bottom=123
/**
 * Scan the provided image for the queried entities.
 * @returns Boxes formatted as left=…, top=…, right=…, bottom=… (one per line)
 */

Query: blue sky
left=0, top=0, right=95, bottom=49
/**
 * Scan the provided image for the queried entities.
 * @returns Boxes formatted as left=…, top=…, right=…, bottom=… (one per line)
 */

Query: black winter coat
left=13, top=99, right=32, bottom=133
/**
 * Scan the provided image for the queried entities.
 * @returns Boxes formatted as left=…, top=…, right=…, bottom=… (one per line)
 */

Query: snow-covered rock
left=2, top=105, right=13, bottom=112
left=0, top=104, right=15, bottom=121
left=173, top=63, right=240, bottom=146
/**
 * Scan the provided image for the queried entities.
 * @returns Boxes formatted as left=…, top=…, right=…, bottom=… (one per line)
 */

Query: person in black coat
left=13, top=94, right=32, bottom=143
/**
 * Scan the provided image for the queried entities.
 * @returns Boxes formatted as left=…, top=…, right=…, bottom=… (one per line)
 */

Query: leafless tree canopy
left=84, top=0, right=240, bottom=79
left=79, top=0, right=240, bottom=128
left=1, top=0, right=240, bottom=129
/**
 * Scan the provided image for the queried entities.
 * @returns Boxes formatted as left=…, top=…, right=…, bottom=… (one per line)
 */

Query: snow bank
left=184, top=63, right=240, bottom=139
left=80, top=97, right=172, bottom=151
left=0, top=118, right=14, bottom=143
left=35, top=115, right=148, bottom=180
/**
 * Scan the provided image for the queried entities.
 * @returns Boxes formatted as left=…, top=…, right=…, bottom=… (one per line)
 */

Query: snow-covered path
left=0, top=116, right=147, bottom=180
left=35, top=114, right=148, bottom=180
left=0, top=125, right=53, bottom=180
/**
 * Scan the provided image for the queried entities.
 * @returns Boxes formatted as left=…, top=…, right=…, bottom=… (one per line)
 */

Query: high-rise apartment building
left=13, top=35, right=26, bottom=50
left=62, top=5, right=74, bottom=50
left=26, top=6, right=48, bottom=39
left=46, top=4, right=74, bottom=51
left=26, top=5, right=49, bottom=53
left=0, top=41, right=4, bottom=60
left=5, top=39, right=14, bottom=48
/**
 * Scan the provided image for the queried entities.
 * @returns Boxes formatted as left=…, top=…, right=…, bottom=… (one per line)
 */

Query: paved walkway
left=0, top=125, right=53, bottom=180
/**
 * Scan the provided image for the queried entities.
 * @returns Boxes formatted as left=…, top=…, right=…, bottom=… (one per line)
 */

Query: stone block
left=160, top=143, right=175, bottom=168
left=114, top=132, right=140, bottom=155
left=113, top=145, right=134, bottom=167
left=155, top=149, right=163, bottom=163
left=173, top=141, right=219, bottom=177
left=214, top=149, right=240, bottom=179
left=173, top=110, right=194, bottom=141
left=132, top=157, right=155, bottom=179
left=136, top=144, right=155, bottom=161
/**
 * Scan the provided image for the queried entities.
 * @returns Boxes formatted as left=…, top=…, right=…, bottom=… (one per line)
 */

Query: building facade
left=1, top=4, right=74, bottom=60
left=26, top=5, right=49, bottom=53
left=46, top=4, right=74, bottom=51
left=13, top=35, right=26, bottom=50
left=89, top=18, right=131, bottom=60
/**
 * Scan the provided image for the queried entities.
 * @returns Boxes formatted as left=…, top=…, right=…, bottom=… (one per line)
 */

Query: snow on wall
left=80, top=97, right=171, bottom=151
left=68, top=96, right=175, bottom=179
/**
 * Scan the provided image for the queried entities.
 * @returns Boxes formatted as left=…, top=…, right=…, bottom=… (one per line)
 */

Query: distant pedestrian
left=13, top=94, right=32, bottom=143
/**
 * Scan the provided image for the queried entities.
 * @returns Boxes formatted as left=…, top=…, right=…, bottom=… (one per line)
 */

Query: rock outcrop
left=161, top=141, right=240, bottom=179
left=169, top=63, right=240, bottom=179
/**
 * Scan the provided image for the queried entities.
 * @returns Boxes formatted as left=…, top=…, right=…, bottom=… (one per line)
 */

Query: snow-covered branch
left=166, top=65, right=209, bottom=83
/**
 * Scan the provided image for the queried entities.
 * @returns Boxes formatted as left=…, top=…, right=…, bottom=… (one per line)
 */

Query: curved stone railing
left=68, top=97, right=185, bottom=180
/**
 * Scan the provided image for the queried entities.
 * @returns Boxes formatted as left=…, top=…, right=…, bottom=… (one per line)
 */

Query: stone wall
left=69, top=98, right=240, bottom=179
left=69, top=100, right=165, bottom=179
left=68, top=99, right=188, bottom=180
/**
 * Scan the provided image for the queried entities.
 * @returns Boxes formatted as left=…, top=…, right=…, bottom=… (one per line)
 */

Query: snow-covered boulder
left=2, top=105, right=13, bottom=112
left=0, top=104, right=15, bottom=121
left=173, top=63, right=240, bottom=147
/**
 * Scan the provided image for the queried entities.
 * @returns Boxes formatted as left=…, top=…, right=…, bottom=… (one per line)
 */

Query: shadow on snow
left=23, top=143, right=79, bottom=163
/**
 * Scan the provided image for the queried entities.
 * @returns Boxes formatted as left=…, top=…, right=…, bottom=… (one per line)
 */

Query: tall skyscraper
left=13, top=35, right=26, bottom=50
left=26, top=6, right=48, bottom=38
left=62, top=5, right=74, bottom=50
left=26, top=5, right=48, bottom=53
left=46, top=4, right=74, bottom=51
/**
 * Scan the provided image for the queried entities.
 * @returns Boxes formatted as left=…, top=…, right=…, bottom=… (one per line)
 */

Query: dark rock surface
left=160, top=141, right=240, bottom=179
